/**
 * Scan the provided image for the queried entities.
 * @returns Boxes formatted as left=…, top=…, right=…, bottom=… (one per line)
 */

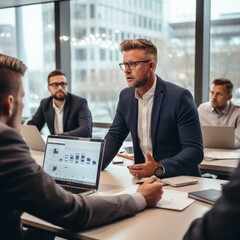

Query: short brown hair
left=0, top=54, right=27, bottom=100
left=47, top=69, right=66, bottom=83
left=119, top=39, right=157, bottom=62
left=212, top=77, right=233, bottom=94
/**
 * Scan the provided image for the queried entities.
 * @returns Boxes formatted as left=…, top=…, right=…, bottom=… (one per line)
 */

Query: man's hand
left=137, top=176, right=163, bottom=207
left=128, top=152, right=158, bottom=178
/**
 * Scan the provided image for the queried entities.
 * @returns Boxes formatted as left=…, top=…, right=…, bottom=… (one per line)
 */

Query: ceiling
left=0, top=0, right=65, bottom=8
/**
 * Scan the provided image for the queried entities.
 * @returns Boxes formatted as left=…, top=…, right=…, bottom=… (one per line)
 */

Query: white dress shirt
left=53, top=101, right=65, bottom=134
left=135, top=77, right=157, bottom=160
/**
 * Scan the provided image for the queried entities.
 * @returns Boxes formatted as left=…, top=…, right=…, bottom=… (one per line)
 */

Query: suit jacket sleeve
left=27, top=94, right=92, bottom=137
left=27, top=99, right=47, bottom=132
left=155, top=88, right=203, bottom=177
left=102, top=91, right=132, bottom=169
left=0, top=125, right=139, bottom=235
left=183, top=163, right=240, bottom=240
left=60, top=96, right=92, bottom=137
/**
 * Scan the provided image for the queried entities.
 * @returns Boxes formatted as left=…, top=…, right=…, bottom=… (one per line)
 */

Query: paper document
left=204, top=149, right=240, bottom=160
left=117, top=185, right=195, bottom=211
left=156, top=189, right=195, bottom=211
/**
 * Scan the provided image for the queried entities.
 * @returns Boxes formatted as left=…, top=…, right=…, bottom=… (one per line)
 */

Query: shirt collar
left=135, top=75, right=157, bottom=100
left=53, top=100, right=65, bottom=111
left=212, top=101, right=231, bottom=115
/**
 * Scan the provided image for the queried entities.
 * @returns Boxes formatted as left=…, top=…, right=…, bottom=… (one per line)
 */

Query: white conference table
left=21, top=151, right=227, bottom=240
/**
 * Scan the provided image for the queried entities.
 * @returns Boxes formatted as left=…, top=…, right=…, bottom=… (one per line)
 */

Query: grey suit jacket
left=0, top=122, right=138, bottom=240
left=28, top=93, right=92, bottom=137
left=103, top=76, right=203, bottom=177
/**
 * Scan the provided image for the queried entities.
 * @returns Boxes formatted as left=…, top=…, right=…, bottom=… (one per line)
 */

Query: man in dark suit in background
left=184, top=163, right=240, bottom=240
left=0, top=54, right=163, bottom=240
left=28, top=69, right=92, bottom=137
left=102, top=39, right=203, bottom=179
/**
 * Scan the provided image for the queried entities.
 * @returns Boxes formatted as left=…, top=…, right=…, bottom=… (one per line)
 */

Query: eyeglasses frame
left=48, top=82, right=68, bottom=89
left=119, top=60, right=151, bottom=71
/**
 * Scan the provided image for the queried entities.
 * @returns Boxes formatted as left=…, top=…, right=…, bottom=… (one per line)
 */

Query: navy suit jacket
left=28, top=93, right=92, bottom=137
left=103, top=76, right=203, bottom=177
left=184, top=163, right=240, bottom=240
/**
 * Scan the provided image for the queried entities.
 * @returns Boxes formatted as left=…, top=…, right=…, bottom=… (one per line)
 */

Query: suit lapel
left=151, top=77, right=165, bottom=148
left=45, top=99, right=55, bottom=134
left=63, top=95, right=71, bottom=128
left=131, top=94, right=146, bottom=163
left=131, top=96, right=138, bottom=142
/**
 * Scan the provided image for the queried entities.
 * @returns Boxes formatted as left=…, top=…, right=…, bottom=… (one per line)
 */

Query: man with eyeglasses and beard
left=28, top=69, right=92, bottom=137
left=102, top=38, right=203, bottom=179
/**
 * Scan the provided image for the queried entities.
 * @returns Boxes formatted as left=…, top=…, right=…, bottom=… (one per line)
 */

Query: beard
left=134, top=76, right=148, bottom=88
left=134, top=71, right=149, bottom=88
left=52, top=91, right=67, bottom=101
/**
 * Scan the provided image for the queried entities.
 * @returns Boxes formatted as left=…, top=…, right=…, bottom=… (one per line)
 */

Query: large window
left=69, top=0, right=196, bottom=122
left=1, top=0, right=240, bottom=132
left=0, top=3, right=55, bottom=120
left=210, top=0, right=240, bottom=104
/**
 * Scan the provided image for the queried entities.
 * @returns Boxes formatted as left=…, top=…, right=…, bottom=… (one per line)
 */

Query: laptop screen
left=20, top=124, right=46, bottom=152
left=43, top=135, right=105, bottom=190
left=201, top=126, right=235, bottom=149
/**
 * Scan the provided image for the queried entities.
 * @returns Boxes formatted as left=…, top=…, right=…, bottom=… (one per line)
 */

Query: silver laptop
left=42, top=135, right=105, bottom=195
left=201, top=126, right=235, bottom=149
left=20, top=124, right=46, bottom=151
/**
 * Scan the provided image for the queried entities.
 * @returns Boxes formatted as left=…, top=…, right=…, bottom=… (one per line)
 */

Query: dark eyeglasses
left=119, top=60, right=151, bottom=71
left=48, top=82, right=68, bottom=89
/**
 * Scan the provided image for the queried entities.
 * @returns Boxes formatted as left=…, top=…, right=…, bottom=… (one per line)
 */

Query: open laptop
left=201, top=126, right=235, bottom=149
left=42, top=135, right=105, bottom=195
left=20, top=124, right=46, bottom=151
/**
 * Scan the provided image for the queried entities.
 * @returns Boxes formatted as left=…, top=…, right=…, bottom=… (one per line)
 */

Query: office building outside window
left=69, top=0, right=196, bottom=123
left=0, top=3, right=55, bottom=120
left=210, top=0, right=240, bottom=105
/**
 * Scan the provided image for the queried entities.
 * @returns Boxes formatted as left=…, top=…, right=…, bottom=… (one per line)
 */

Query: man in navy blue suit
left=102, top=39, right=203, bottom=179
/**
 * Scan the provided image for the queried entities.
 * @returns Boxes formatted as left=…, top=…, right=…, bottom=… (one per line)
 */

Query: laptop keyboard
left=62, top=186, right=93, bottom=195
left=62, top=186, right=89, bottom=195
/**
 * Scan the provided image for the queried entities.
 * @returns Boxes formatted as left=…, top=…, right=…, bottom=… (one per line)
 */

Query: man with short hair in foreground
left=0, top=54, right=163, bottom=240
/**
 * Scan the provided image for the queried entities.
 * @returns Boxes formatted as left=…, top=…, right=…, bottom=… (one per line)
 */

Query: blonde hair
left=119, top=38, right=157, bottom=62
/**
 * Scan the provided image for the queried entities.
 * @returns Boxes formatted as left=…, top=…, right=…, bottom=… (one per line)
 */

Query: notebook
left=201, top=126, right=235, bottom=149
left=188, top=188, right=222, bottom=205
left=20, top=124, right=46, bottom=151
left=42, top=135, right=105, bottom=195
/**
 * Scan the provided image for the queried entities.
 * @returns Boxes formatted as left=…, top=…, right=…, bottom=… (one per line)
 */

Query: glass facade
left=0, top=3, right=55, bottom=119
left=210, top=0, right=240, bottom=104
left=0, top=0, right=239, bottom=132
left=68, top=0, right=196, bottom=122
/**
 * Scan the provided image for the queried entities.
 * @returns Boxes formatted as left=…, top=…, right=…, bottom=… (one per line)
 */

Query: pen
left=136, top=180, right=167, bottom=186
left=117, top=153, right=134, bottom=160
left=135, top=181, right=144, bottom=185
